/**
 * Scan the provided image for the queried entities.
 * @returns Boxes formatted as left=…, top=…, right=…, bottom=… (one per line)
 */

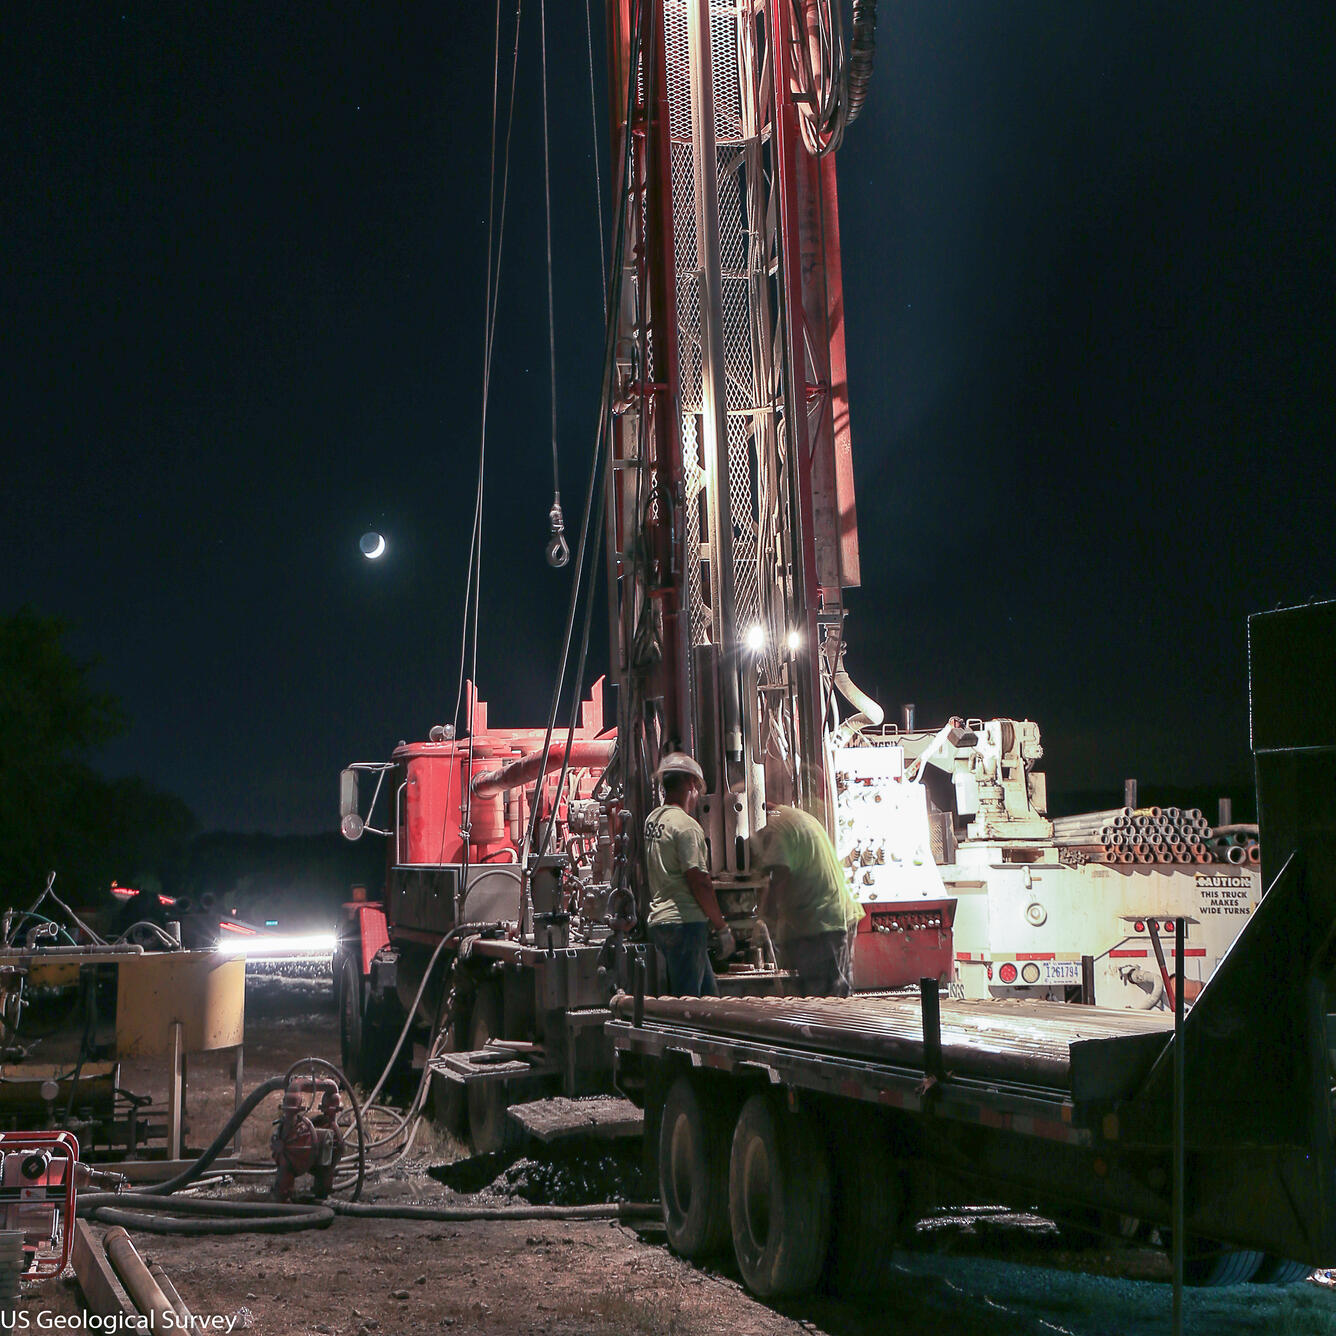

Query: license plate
left=1041, top=960, right=1082, bottom=984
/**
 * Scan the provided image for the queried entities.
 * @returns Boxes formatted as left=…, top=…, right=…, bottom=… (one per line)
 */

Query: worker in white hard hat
left=750, top=806, right=863, bottom=997
left=644, top=752, right=735, bottom=996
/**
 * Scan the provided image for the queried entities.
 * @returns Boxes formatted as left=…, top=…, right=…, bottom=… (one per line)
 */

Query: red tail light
left=998, top=962, right=1018, bottom=984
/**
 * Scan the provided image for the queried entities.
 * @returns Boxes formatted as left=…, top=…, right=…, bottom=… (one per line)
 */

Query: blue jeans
left=649, top=922, right=719, bottom=997
left=781, top=928, right=856, bottom=997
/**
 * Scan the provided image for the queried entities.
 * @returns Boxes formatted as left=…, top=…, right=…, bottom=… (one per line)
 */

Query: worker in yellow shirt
left=644, top=752, right=734, bottom=996
left=750, top=805, right=864, bottom=997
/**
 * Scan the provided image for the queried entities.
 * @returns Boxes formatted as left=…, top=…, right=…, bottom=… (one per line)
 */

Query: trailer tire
left=1180, top=1243, right=1264, bottom=1286
left=729, top=1094, right=831, bottom=1297
left=466, top=982, right=523, bottom=1155
left=825, top=1116, right=903, bottom=1294
left=1253, top=1256, right=1313, bottom=1286
left=659, top=1076, right=732, bottom=1259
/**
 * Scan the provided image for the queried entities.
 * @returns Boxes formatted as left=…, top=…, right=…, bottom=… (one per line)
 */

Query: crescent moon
left=366, top=534, right=386, bottom=559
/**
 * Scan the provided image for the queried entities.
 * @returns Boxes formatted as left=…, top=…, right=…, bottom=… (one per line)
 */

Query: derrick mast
left=606, top=0, right=861, bottom=901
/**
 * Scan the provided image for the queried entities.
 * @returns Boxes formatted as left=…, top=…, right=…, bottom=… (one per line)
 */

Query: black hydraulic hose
left=843, top=0, right=877, bottom=126
left=80, top=1194, right=334, bottom=1236
left=131, top=1075, right=287, bottom=1196
left=331, top=1200, right=659, bottom=1222
left=76, top=1195, right=659, bottom=1236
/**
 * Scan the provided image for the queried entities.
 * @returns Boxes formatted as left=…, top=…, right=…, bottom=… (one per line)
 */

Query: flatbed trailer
left=606, top=602, right=1336, bottom=1297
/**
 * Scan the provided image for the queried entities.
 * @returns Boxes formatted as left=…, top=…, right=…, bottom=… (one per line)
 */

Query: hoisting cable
left=539, top=457, right=608, bottom=860
left=520, top=0, right=648, bottom=869
left=452, top=0, right=526, bottom=742
left=538, top=0, right=570, bottom=568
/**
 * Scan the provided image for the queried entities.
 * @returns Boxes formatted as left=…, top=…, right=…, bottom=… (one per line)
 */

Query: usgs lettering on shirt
left=2, top=1313, right=243, bottom=1331
left=1194, top=872, right=1254, bottom=915
left=645, top=820, right=666, bottom=840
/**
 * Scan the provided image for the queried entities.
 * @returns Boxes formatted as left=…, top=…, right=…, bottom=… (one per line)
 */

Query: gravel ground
left=14, top=970, right=1336, bottom=1335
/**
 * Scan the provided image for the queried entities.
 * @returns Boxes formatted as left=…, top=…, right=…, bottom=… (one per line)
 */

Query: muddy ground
left=16, top=973, right=1336, bottom=1336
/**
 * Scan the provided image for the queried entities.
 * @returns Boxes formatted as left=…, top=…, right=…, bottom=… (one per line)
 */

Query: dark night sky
left=7, top=4, right=1332, bottom=835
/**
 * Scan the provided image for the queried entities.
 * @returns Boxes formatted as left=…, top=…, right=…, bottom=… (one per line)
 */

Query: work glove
left=711, top=927, right=737, bottom=960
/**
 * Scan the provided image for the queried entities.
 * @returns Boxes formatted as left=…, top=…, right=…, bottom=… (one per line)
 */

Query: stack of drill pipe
left=1211, top=827, right=1262, bottom=865
left=1050, top=807, right=1215, bottom=864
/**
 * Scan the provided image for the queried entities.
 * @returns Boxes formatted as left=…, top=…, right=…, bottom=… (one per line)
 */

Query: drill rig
left=334, top=0, right=944, bottom=1153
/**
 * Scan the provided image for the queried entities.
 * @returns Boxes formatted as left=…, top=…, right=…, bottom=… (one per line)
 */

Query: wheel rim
left=741, top=1137, right=773, bottom=1255
left=668, top=1113, right=695, bottom=1225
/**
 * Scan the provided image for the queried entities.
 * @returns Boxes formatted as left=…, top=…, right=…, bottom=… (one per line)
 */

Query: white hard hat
left=656, top=752, right=705, bottom=784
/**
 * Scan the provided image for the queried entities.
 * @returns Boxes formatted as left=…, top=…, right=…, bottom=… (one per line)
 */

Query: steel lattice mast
left=606, top=0, right=860, bottom=897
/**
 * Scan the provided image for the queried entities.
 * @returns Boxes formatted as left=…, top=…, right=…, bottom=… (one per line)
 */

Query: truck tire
left=1253, top=1256, right=1313, bottom=1286
left=338, top=955, right=367, bottom=1084
left=659, top=1076, right=732, bottom=1259
left=728, top=1094, right=832, bottom=1297
left=1181, top=1243, right=1264, bottom=1286
left=825, top=1116, right=904, bottom=1294
left=466, top=982, right=523, bottom=1155
left=340, top=954, right=407, bottom=1090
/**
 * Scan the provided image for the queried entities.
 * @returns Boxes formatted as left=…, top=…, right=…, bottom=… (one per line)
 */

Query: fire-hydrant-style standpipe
left=271, top=1076, right=346, bottom=1202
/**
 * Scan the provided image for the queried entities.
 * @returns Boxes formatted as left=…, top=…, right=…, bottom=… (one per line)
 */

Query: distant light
left=785, top=630, right=801, bottom=652
left=264, top=920, right=279, bottom=927
left=744, top=625, right=765, bottom=651
left=360, top=532, right=387, bottom=560
left=215, top=932, right=337, bottom=959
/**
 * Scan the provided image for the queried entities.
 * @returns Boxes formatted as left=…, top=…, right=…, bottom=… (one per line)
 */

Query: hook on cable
left=546, top=497, right=570, bottom=568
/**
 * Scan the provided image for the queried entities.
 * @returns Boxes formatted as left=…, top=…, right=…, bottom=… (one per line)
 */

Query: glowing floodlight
left=215, top=931, right=338, bottom=959
left=744, top=625, right=765, bottom=652
left=360, top=532, right=387, bottom=559
left=786, top=630, right=801, bottom=652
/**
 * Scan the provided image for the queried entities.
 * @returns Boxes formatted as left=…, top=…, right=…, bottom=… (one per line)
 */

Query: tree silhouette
left=0, top=608, right=195, bottom=906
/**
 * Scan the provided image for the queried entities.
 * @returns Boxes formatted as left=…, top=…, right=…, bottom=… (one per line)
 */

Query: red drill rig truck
left=334, top=0, right=951, bottom=1153
left=334, top=3, right=1336, bottom=1296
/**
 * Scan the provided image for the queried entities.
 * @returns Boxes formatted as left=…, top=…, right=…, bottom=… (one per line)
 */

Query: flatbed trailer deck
left=608, top=761, right=1336, bottom=1296
left=610, top=991, right=1177, bottom=1164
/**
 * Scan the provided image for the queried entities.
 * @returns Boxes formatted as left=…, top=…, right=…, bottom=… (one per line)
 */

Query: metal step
left=507, top=1095, right=644, bottom=1144
left=563, top=1007, right=611, bottom=1031
left=429, top=1045, right=558, bottom=1087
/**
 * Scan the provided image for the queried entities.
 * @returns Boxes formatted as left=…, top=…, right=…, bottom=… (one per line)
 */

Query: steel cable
left=520, top=0, right=647, bottom=871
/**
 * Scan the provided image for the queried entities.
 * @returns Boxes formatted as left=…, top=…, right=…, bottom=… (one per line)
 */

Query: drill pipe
left=1050, top=808, right=1133, bottom=827
left=103, top=1228, right=176, bottom=1329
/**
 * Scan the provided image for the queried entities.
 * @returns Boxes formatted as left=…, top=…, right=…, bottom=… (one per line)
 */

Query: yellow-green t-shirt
left=645, top=803, right=710, bottom=926
left=753, top=806, right=863, bottom=941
